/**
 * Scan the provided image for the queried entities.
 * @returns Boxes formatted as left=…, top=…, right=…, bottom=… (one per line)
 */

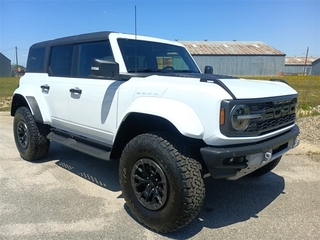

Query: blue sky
left=0, top=0, right=319, bottom=66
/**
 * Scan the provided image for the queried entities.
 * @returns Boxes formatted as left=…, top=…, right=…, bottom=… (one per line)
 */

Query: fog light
left=223, top=157, right=246, bottom=164
left=224, top=158, right=234, bottom=164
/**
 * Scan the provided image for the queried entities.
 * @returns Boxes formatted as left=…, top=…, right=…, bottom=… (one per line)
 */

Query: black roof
left=30, top=31, right=114, bottom=49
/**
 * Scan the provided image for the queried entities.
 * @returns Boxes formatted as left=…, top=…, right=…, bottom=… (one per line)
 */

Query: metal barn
left=285, top=56, right=318, bottom=75
left=311, top=58, right=320, bottom=75
left=0, top=53, right=11, bottom=77
left=180, top=41, right=285, bottom=76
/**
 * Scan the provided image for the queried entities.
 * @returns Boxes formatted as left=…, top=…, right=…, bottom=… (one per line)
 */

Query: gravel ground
left=296, top=115, right=320, bottom=147
left=296, top=115, right=320, bottom=161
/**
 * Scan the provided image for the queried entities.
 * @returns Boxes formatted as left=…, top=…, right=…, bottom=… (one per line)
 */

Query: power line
left=19, top=48, right=29, bottom=53
left=0, top=47, right=15, bottom=53
left=0, top=47, right=29, bottom=53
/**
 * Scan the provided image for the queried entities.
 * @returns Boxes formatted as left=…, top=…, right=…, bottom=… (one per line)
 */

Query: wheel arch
left=110, top=112, right=205, bottom=160
left=123, top=97, right=204, bottom=137
left=11, top=94, right=44, bottom=123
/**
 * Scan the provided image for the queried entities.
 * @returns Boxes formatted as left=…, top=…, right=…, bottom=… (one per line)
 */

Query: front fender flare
left=122, top=97, right=204, bottom=138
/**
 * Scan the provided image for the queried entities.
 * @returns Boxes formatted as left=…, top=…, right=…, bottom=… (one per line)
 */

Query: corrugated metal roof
left=285, top=56, right=319, bottom=65
left=179, top=41, right=285, bottom=56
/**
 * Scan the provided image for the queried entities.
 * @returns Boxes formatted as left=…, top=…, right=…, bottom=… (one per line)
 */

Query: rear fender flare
left=11, top=91, right=51, bottom=124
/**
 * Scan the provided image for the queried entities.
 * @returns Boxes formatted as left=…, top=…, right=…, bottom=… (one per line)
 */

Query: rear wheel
left=13, top=107, right=50, bottom=161
left=247, top=157, right=282, bottom=177
left=119, top=132, right=205, bottom=233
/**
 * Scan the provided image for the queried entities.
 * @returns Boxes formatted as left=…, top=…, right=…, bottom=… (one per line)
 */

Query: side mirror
left=204, top=65, right=213, bottom=74
left=91, top=59, right=119, bottom=78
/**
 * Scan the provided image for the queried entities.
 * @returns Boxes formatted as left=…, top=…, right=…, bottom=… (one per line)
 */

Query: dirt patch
left=296, top=115, right=320, bottom=146
left=0, top=97, right=12, bottom=111
left=293, top=115, right=320, bottom=161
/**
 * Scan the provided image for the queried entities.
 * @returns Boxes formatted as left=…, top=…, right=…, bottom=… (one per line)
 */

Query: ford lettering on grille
left=263, top=103, right=296, bottom=120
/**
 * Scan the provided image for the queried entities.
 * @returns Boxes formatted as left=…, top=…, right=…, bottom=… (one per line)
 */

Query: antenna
left=15, top=46, right=19, bottom=67
left=134, top=6, right=137, bottom=73
left=135, top=6, right=137, bottom=38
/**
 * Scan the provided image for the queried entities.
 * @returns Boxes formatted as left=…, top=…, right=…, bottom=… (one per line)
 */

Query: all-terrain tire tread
left=14, top=107, right=50, bottom=161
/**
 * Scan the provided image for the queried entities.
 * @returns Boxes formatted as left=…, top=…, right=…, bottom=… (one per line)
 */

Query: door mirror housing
left=91, top=59, right=119, bottom=78
left=204, top=65, right=213, bottom=74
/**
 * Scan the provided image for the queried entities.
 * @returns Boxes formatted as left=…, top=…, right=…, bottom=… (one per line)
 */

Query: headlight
left=231, top=105, right=250, bottom=131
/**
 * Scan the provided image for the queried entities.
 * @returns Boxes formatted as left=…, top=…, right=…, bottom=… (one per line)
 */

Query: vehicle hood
left=217, top=77, right=297, bottom=99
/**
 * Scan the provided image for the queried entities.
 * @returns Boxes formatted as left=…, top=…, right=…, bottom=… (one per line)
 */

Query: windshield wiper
left=173, top=70, right=199, bottom=73
left=128, top=69, right=160, bottom=73
left=128, top=69, right=199, bottom=74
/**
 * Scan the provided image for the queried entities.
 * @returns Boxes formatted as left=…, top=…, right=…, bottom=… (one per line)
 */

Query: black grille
left=246, top=98, right=297, bottom=135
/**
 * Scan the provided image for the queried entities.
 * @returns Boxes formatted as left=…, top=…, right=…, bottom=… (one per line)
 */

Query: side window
left=26, top=47, right=45, bottom=72
left=49, top=45, right=73, bottom=76
left=77, top=41, right=114, bottom=77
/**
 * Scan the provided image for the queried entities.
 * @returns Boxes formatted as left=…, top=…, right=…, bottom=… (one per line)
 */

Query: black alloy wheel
left=131, top=158, right=168, bottom=211
left=16, top=120, right=29, bottom=149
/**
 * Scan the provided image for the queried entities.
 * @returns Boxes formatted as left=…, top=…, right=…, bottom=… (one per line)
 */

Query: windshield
left=117, top=38, right=200, bottom=73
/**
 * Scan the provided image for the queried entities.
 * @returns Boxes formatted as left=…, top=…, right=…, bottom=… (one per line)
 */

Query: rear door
left=42, top=44, right=74, bottom=128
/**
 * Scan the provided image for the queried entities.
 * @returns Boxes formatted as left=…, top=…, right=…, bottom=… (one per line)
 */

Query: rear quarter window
left=26, top=47, right=46, bottom=72
left=49, top=45, right=74, bottom=77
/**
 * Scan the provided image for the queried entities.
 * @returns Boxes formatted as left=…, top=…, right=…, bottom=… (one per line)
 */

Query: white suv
left=11, top=31, right=300, bottom=233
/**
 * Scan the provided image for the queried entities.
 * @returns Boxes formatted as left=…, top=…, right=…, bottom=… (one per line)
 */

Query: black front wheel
left=131, top=158, right=168, bottom=211
left=13, top=107, right=50, bottom=161
left=119, top=132, right=205, bottom=233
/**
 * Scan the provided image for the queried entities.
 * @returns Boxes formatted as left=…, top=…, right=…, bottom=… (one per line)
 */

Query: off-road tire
left=13, top=107, right=50, bottom=161
left=119, top=132, right=205, bottom=233
left=247, top=157, right=282, bottom=177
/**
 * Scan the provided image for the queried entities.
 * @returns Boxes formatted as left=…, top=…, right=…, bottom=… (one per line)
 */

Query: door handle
left=69, top=88, right=82, bottom=94
left=40, top=84, right=50, bottom=90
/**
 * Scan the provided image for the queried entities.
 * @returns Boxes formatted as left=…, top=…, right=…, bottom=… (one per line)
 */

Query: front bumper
left=200, top=125, right=300, bottom=180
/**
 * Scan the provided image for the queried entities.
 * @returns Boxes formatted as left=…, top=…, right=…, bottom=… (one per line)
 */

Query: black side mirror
left=91, top=59, right=119, bottom=78
left=204, top=65, right=213, bottom=74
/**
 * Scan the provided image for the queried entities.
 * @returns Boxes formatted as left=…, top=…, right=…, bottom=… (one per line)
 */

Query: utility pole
left=303, top=47, right=309, bottom=76
left=15, top=46, right=19, bottom=67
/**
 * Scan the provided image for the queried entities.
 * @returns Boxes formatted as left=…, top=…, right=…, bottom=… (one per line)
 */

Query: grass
left=0, top=77, right=19, bottom=111
left=0, top=77, right=19, bottom=98
left=0, top=76, right=320, bottom=116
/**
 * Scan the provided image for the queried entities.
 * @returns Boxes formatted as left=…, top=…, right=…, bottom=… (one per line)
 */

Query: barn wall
left=0, top=54, right=11, bottom=77
left=192, top=55, right=285, bottom=76
left=285, top=65, right=312, bottom=75
left=311, top=59, right=320, bottom=75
